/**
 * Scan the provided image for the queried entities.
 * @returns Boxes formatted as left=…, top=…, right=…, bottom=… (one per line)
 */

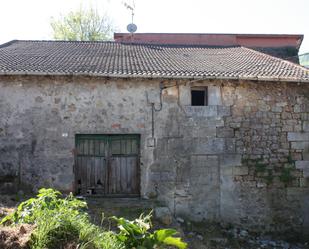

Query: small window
left=191, top=87, right=208, bottom=106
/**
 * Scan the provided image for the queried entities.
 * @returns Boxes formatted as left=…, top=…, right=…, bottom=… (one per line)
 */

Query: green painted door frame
left=74, top=134, right=140, bottom=196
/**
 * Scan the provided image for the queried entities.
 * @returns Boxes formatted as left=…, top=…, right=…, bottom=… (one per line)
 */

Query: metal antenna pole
left=124, top=0, right=137, bottom=40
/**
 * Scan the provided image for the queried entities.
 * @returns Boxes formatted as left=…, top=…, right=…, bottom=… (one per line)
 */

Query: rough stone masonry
left=0, top=75, right=308, bottom=237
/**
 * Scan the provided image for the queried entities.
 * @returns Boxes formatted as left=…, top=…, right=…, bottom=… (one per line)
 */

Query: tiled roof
left=0, top=40, right=308, bottom=82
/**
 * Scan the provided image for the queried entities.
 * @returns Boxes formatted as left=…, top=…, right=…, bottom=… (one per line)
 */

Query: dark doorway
left=75, top=134, right=140, bottom=197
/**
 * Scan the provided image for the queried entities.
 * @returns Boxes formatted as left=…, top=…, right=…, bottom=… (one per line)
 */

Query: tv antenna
left=123, top=0, right=137, bottom=33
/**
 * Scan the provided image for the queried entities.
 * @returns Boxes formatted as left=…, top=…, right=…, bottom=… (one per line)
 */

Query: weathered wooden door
left=75, top=134, right=140, bottom=196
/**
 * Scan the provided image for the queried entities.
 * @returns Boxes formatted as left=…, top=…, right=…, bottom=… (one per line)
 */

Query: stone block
left=287, top=187, right=309, bottom=200
left=282, top=125, right=294, bottom=132
left=154, top=207, right=173, bottom=225
left=147, top=137, right=156, bottom=147
left=208, top=118, right=225, bottom=127
left=299, top=177, right=309, bottom=187
left=208, top=85, right=222, bottom=105
left=294, top=161, right=309, bottom=178
left=233, top=166, right=249, bottom=175
left=295, top=161, right=309, bottom=169
left=146, top=88, right=160, bottom=104
left=160, top=172, right=175, bottom=182
left=167, top=137, right=188, bottom=154
left=220, top=154, right=242, bottom=168
left=303, top=121, right=309, bottom=132
left=149, top=172, right=161, bottom=182
left=175, top=197, right=191, bottom=216
left=291, top=142, right=309, bottom=150
left=216, top=127, right=234, bottom=138
left=258, top=102, right=270, bottom=111
left=192, top=125, right=216, bottom=138
left=219, top=175, right=240, bottom=223
left=288, top=132, right=309, bottom=141
left=229, top=122, right=241, bottom=128
left=184, top=106, right=217, bottom=117
left=276, top=102, right=287, bottom=107
left=294, top=105, right=301, bottom=113
left=303, top=152, right=309, bottom=160
left=175, top=188, right=189, bottom=197
left=221, top=167, right=233, bottom=176
left=193, top=138, right=225, bottom=154
left=218, top=106, right=231, bottom=117
left=225, top=138, right=236, bottom=153
left=179, top=85, right=191, bottom=106
left=256, top=182, right=267, bottom=188
left=271, top=106, right=282, bottom=113
left=190, top=155, right=219, bottom=167
left=303, top=169, right=309, bottom=178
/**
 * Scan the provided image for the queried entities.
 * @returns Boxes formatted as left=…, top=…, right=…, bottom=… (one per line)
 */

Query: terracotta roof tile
left=0, top=40, right=308, bottom=82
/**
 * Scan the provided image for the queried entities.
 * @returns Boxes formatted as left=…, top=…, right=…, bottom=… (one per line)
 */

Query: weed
left=112, top=212, right=187, bottom=249
left=279, top=167, right=295, bottom=186
left=1, top=189, right=187, bottom=249
left=1, top=188, right=124, bottom=249
left=287, top=153, right=295, bottom=165
left=265, top=169, right=274, bottom=185
left=255, top=163, right=267, bottom=173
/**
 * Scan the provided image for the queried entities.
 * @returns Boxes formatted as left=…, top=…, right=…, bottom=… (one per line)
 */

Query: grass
left=0, top=189, right=125, bottom=249
left=0, top=188, right=186, bottom=249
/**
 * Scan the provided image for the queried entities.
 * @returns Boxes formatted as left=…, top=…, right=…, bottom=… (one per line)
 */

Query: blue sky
left=0, top=0, right=308, bottom=53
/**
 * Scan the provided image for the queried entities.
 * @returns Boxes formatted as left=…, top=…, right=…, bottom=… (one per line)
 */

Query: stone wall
left=0, top=75, right=308, bottom=236
left=151, top=80, right=309, bottom=236
left=0, top=76, right=157, bottom=194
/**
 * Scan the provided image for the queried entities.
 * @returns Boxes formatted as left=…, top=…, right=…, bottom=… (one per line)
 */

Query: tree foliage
left=51, top=7, right=115, bottom=41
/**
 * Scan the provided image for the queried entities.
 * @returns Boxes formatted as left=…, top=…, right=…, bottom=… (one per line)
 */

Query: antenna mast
left=124, top=0, right=137, bottom=39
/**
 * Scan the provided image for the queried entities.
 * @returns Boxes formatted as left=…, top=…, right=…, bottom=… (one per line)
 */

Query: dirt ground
left=0, top=224, right=34, bottom=249
left=0, top=195, right=32, bottom=249
left=1, top=195, right=308, bottom=249
left=85, top=197, right=309, bottom=249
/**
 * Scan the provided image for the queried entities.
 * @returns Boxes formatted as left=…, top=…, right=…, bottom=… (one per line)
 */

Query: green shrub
left=1, top=188, right=87, bottom=225
left=112, top=212, right=187, bottom=249
left=1, top=188, right=187, bottom=249
left=1, top=188, right=124, bottom=249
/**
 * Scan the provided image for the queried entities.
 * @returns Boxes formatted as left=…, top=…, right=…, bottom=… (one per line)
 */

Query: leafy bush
left=1, top=188, right=187, bottom=249
left=1, top=188, right=124, bottom=249
left=1, top=188, right=87, bottom=225
left=113, top=212, right=187, bottom=249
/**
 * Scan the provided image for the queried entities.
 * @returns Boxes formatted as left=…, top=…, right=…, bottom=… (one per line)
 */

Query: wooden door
left=75, top=134, right=140, bottom=196
left=108, top=135, right=140, bottom=196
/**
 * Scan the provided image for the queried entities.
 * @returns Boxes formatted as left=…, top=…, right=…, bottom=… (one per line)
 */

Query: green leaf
left=141, top=238, right=155, bottom=248
left=154, top=229, right=178, bottom=242
left=163, top=237, right=187, bottom=249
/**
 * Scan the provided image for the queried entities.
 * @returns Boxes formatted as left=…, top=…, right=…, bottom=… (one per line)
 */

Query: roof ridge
left=0, top=40, right=19, bottom=49
left=115, top=32, right=304, bottom=37
left=119, top=42, right=241, bottom=48
left=0, top=39, right=242, bottom=48
left=241, top=46, right=309, bottom=72
left=5, top=39, right=116, bottom=44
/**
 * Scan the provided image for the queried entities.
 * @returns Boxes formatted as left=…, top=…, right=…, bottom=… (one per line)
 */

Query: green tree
left=51, top=7, right=115, bottom=41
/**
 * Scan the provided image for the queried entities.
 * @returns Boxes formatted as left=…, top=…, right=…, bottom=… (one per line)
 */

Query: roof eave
left=0, top=71, right=308, bottom=83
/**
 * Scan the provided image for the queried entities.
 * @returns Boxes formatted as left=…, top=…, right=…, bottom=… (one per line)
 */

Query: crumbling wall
left=0, top=75, right=308, bottom=236
left=0, top=76, right=157, bottom=194
left=151, top=80, right=309, bottom=237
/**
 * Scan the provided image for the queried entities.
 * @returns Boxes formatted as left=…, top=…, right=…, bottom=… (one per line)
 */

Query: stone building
left=0, top=39, right=309, bottom=236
